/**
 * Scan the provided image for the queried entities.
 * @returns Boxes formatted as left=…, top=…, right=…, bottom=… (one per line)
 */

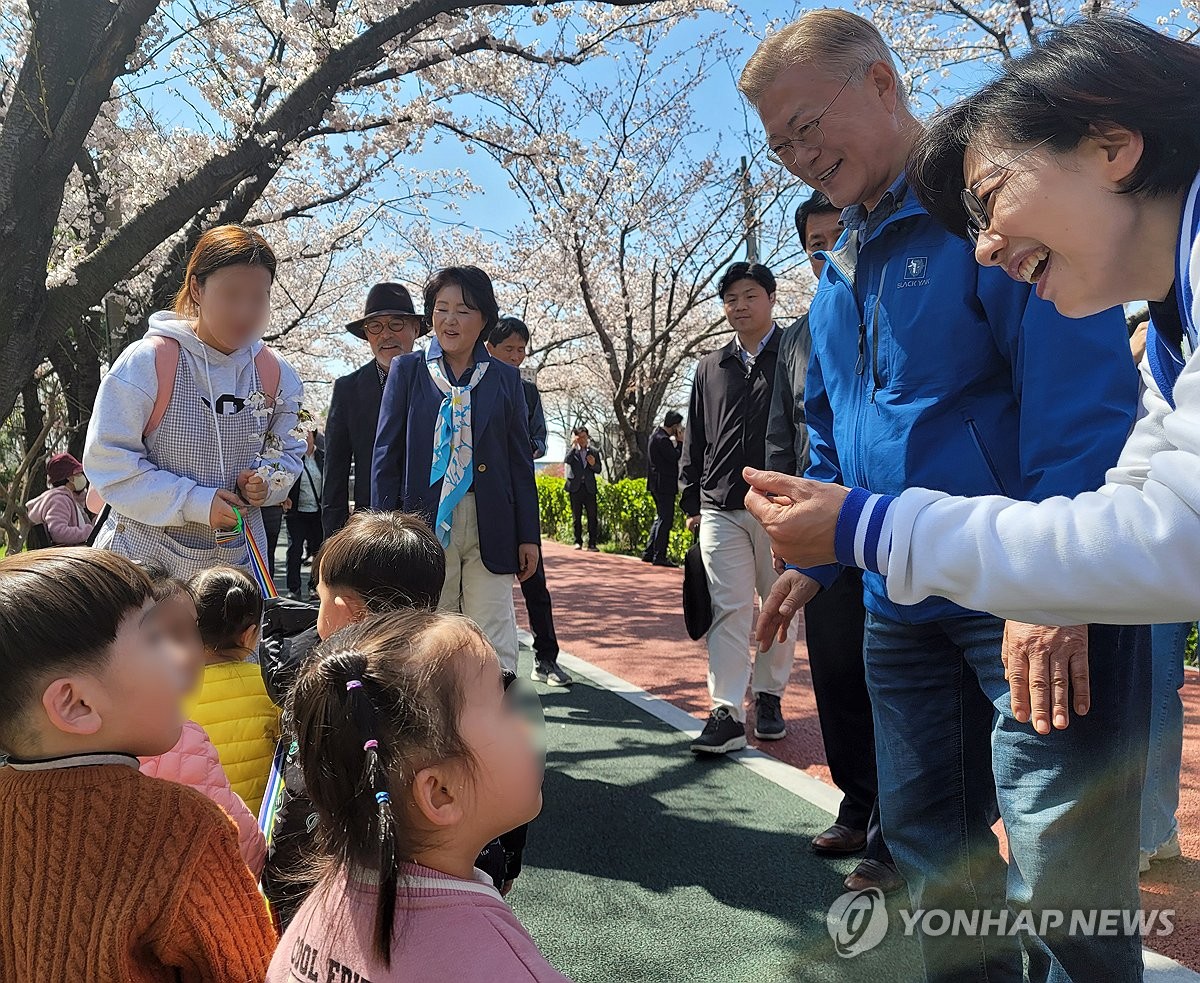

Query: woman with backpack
left=24, top=452, right=95, bottom=547
left=84, top=225, right=305, bottom=583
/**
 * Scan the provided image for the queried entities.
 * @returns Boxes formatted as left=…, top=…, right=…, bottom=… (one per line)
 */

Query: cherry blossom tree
left=0, top=0, right=729, bottom=433
left=449, top=24, right=807, bottom=477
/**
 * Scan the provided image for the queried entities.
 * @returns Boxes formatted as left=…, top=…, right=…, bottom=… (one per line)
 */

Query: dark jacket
left=564, top=445, right=602, bottom=495
left=680, top=329, right=781, bottom=516
left=322, top=360, right=383, bottom=536
left=522, top=379, right=548, bottom=458
left=372, top=342, right=540, bottom=574
left=647, top=427, right=681, bottom=498
left=765, top=314, right=812, bottom=476
left=287, top=449, right=325, bottom=513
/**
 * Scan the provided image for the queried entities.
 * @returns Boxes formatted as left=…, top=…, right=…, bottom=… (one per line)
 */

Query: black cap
left=346, top=282, right=422, bottom=340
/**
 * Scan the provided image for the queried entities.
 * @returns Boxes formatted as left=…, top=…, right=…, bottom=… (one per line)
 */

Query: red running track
left=520, top=541, right=1200, bottom=972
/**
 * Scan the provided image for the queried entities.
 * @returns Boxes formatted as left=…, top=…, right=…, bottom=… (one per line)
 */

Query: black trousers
left=261, top=504, right=284, bottom=579
left=285, top=510, right=325, bottom=595
left=569, top=487, right=598, bottom=547
left=519, top=553, right=559, bottom=665
left=641, top=490, right=676, bottom=563
left=804, top=566, right=893, bottom=865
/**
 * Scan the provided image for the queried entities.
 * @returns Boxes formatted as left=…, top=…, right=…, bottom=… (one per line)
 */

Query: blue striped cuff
left=833, top=487, right=897, bottom=575
left=785, top=563, right=838, bottom=589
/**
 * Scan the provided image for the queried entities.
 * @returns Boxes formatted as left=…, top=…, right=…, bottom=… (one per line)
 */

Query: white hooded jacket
left=83, top=312, right=305, bottom=528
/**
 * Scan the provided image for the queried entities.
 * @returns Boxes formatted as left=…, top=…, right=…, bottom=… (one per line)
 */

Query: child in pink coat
left=137, top=566, right=265, bottom=876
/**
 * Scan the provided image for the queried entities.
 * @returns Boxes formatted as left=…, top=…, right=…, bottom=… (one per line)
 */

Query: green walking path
left=509, top=649, right=924, bottom=983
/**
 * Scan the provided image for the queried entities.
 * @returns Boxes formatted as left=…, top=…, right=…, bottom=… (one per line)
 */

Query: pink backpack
left=86, top=338, right=282, bottom=525
left=143, top=336, right=281, bottom=437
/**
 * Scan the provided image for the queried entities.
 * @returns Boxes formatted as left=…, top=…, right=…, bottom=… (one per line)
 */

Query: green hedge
left=536, top=475, right=690, bottom=565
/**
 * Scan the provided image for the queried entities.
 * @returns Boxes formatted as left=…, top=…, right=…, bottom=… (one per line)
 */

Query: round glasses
left=364, top=316, right=419, bottom=336
left=766, top=72, right=854, bottom=169
left=959, top=136, right=1054, bottom=243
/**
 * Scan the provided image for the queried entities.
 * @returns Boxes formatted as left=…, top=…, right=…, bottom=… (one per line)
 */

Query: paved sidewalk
left=519, top=541, right=1200, bottom=973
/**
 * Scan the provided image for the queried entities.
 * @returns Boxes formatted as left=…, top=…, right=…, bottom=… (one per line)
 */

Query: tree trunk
left=21, top=382, right=46, bottom=500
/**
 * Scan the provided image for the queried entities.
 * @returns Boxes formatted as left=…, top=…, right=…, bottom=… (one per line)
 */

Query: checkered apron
left=95, top=350, right=269, bottom=582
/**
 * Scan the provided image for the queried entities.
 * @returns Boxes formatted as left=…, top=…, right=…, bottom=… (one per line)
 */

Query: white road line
left=541, top=640, right=1200, bottom=982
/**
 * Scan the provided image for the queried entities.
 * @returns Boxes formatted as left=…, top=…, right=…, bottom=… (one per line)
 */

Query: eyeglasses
left=766, top=73, right=855, bottom=168
left=364, top=316, right=418, bottom=336
left=960, top=136, right=1053, bottom=243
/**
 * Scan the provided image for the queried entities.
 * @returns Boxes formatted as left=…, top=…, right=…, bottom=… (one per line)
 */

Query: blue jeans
left=1140, top=622, right=1190, bottom=853
left=864, top=612, right=1150, bottom=983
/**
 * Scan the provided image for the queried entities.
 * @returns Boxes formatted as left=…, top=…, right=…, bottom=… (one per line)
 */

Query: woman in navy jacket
left=372, top=266, right=540, bottom=670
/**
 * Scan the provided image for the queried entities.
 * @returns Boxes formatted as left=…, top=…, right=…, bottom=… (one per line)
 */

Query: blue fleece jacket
left=799, top=182, right=1137, bottom=624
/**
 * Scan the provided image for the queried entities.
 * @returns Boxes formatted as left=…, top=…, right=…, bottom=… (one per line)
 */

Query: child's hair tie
left=363, top=739, right=379, bottom=751
left=345, top=680, right=364, bottom=691
left=375, top=791, right=390, bottom=805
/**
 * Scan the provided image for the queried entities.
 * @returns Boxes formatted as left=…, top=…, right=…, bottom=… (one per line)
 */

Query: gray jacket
left=765, top=314, right=812, bottom=476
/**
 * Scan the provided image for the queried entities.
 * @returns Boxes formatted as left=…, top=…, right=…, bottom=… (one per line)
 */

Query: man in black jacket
left=487, top=316, right=573, bottom=688
left=322, top=282, right=422, bottom=537
left=680, top=261, right=795, bottom=754
left=641, top=410, right=683, bottom=566
left=765, top=194, right=902, bottom=894
left=283, top=429, right=325, bottom=599
left=564, top=427, right=602, bottom=551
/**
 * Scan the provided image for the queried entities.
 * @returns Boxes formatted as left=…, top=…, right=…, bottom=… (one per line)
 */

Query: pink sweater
left=267, top=864, right=571, bottom=982
left=139, top=719, right=266, bottom=877
left=25, top=485, right=94, bottom=545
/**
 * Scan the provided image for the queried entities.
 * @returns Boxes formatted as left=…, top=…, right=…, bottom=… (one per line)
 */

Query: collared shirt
left=425, top=337, right=481, bottom=386
left=840, top=172, right=908, bottom=241
left=734, top=323, right=778, bottom=369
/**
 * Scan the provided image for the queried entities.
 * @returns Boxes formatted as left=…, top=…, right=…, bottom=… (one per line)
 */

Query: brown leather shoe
left=811, top=823, right=867, bottom=855
left=843, top=859, right=906, bottom=895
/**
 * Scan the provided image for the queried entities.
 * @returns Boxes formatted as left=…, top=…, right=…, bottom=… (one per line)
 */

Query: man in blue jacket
left=739, top=11, right=1149, bottom=983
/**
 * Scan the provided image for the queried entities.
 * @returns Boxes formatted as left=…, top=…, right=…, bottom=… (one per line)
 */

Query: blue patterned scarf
left=427, top=342, right=488, bottom=546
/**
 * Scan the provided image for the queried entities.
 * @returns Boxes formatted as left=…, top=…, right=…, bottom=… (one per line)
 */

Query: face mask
left=70, top=474, right=87, bottom=492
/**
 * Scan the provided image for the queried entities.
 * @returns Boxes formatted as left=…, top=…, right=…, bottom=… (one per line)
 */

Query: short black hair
left=0, top=549, right=152, bottom=751
left=190, top=566, right=263, bottom=653
left=489, top=316, right=530, bottom=347
left=316, top=511, right=445, bottom=612
left=795, top=192, right=840, bottom=247
left=664, top=411, right=683, bottom=428
left=572, top=426, right=589, bottom=436
left=423, top=266, right=500, bottom=339
left=717, top=262, right=776, bottom=299
left=908, top=16, right=1200, bottom=239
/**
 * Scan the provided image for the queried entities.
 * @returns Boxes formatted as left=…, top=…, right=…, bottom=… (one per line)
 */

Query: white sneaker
left=1139, top=830, right=1182, bottom=875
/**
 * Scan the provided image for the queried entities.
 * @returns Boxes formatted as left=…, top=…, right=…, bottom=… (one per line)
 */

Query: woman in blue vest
left=372, top=266, right=540, bottom=671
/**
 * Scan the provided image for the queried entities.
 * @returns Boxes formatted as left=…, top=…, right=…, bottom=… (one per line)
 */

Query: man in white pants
left=681, top=261, right=795, bottom=753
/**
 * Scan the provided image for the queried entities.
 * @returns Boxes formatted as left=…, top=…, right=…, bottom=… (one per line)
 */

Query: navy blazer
left=322, top=360, right=383, bottom=536
left=564, top=445, right=601, bottom=495
left=372, top=343, right=540, bottom=575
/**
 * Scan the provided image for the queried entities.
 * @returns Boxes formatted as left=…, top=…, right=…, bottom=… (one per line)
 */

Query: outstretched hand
left=742, top=467, right=847, bottom=568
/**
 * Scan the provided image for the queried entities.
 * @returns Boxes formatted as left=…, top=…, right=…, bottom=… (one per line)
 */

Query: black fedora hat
left=346, top=282, right=423, bottom=340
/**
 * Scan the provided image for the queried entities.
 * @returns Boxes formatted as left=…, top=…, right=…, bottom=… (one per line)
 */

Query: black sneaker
left=530, top=663, right=573, bottom=687
left=754, top=693, right=787, bottom=741
left=690, top=707, right=747, bottom=754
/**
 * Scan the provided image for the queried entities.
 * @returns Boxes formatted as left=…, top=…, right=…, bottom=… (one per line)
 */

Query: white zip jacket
left=846, top=170, right=1200, bottom=626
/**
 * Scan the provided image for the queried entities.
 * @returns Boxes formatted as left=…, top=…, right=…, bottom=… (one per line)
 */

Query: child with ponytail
left=266, top=610, right=568, bottom=982
left=189, top=565, right=279, bottom=815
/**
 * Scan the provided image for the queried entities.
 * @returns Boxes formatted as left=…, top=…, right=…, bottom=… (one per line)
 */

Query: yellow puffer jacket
left=186, top=660, right=280, bottom=817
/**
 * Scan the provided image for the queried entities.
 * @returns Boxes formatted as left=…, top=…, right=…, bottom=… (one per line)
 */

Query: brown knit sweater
left=0, top=755, right=277, bottom=982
